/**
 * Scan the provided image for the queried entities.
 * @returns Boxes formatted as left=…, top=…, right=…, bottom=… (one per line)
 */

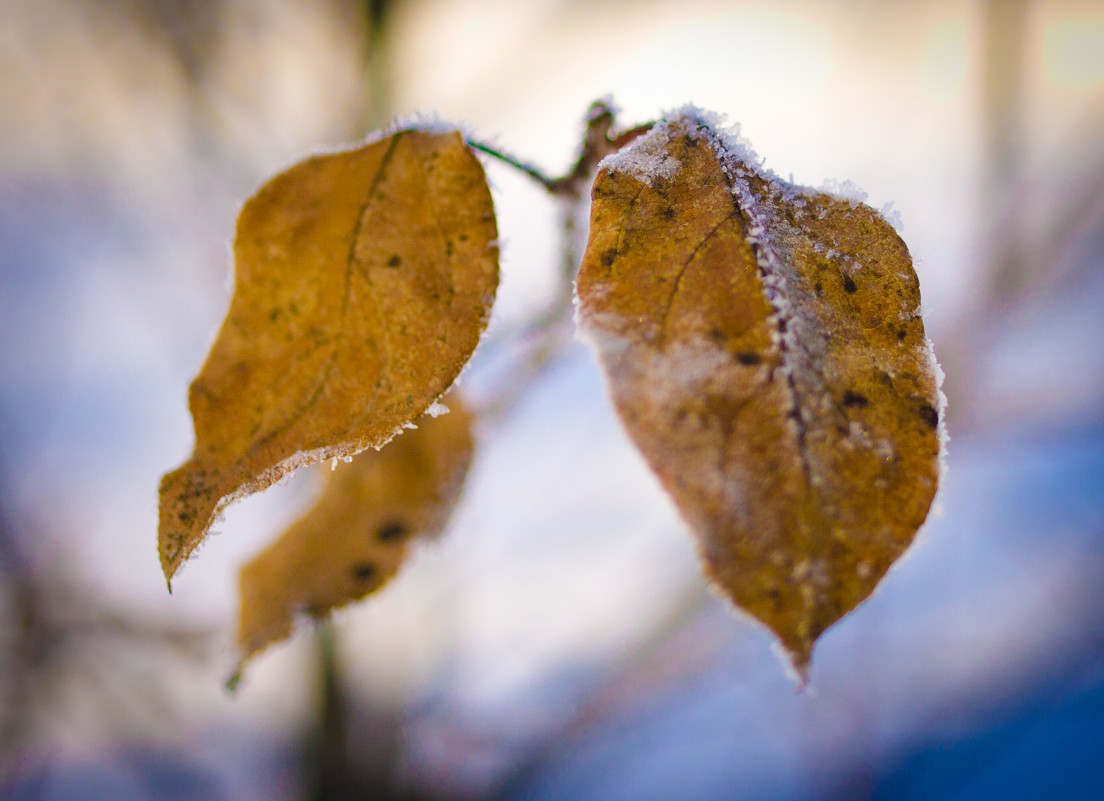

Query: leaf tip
left=158, top=458, right=221, bottom=585
left=772, top=636, right=814, bottom=689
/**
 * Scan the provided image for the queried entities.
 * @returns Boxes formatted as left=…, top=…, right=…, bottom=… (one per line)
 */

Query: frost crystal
left=820, top=178, right=868, bottom=207
left=880, top=202, right=904, bottom=232
left=599, top=131, right=680, bottom=187
left=425, top=401, right=450, bottom=418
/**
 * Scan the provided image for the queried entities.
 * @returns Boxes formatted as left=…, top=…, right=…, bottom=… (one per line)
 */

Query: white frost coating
left=890, top=333, right=949, bottom=577
left=820, top=179, right=868, bottom=208
left=578, top=313, right=752, bottom=520
left=641, top=339, right=734, bottom=394
left=923, top=336, right=950, bottom=487
left=670, top=104, right=767, bottom=173
left=880, top=202, right=904, bottom=232
left=382, top=110, right=463, bottom=138
left=643, top=341, right=751, bottom=520
left=284, top=115, right=464, bottom=165
left=602, top=104, right=762, bottom=189
left=425, top=401, right=450, bottom=417
left=574, top=309, right=632, bottom=358
left=599, top=132, right=680, bottom=187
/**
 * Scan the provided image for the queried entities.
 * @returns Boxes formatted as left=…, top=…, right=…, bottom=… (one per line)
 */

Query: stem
left=467, top=142, right=558, bottom=191
left=468, top=100, right=653, bottom=199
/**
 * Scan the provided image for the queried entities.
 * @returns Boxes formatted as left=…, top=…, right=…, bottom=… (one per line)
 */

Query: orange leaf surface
left=236, top=398, right=474, bottom=665
left=159, top=127, right=497, bottom=586
left=576, top=110, right=943, bottom=675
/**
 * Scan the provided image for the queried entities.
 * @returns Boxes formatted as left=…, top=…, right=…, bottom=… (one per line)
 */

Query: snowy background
left=1, top=0, right=1103, bottom=799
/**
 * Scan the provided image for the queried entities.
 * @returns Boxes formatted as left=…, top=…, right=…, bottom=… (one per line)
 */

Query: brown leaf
left=576, top=110, right=943, bottom=676
left=236, top=397, right=474, bottom=665
left=159, top=127, right=498, bottom=586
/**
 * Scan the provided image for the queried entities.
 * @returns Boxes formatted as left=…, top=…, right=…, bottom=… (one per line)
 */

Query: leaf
left=159, top=127, right=498, bottom=586
left=236, top=397, right=474, bottom=665
left=575, top=109, right=943, bottom=676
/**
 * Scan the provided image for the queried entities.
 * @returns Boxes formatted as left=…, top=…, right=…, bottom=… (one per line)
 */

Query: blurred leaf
left=236, top=397, right=474, bottom=666
left=158, top=127, right=498, bottom=586
left=576, top=111, right=942, bottom=676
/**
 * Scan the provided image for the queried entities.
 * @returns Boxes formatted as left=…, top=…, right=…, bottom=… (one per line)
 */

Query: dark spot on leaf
left=896, top=327, right=907, bottom=340
left=386, top=254, right=401, bottom=267
left=350, top=562, right=377, bottom=581
left=843, top=275, right=858, bottom=293
left=708, top=327, right=727, bottom=342
left=661, top=206, right=676, bottom=220
left=736, top=351, right=762, bottom=366
left=458, top=233, right=468, bottom=242
left=842, top=390, right=869, bottom=408
left=815, top=281, right=823, bottom=295
left=918, top=401, right=939, bottom=429
left=600, top=248, right=618, bottom=267
left=376, top=519, right=409, bottom=542
left=445, top=240, right=454, bottom=257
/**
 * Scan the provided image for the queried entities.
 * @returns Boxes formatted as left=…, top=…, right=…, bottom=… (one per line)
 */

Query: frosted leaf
left=158, top=126, right=499, bottom=586
left=577, top=108, right=942, bottom=677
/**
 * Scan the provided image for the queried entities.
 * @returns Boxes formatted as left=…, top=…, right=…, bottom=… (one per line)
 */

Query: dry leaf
left=236, top=398, right=474, bottom=664
left=159, top=127, right=497, bottom=586
left=576, top=109, right=943, bottom=675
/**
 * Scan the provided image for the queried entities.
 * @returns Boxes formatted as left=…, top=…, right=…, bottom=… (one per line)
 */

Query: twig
left=467, top=101, right=654, bottom=422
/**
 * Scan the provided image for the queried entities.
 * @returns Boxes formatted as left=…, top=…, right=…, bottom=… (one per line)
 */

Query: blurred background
left=2, top=0, right=1103, bottom=798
